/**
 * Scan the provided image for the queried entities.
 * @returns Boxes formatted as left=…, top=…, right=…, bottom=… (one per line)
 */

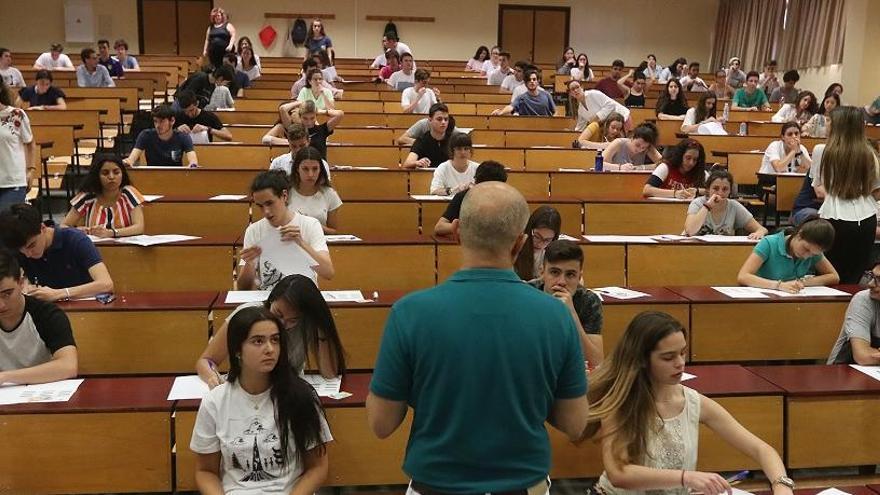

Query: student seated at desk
left=708, top=69, right=734, bottom=101
left=490, top=69, right=555, bottom=117
left=123, top=104, right=199, bottom=167
left=732, top=71, right=772, bottom=111
left=434, top=160, right=507, bottom=236
left=269, top=122, right=332, bottom=179
left=0, top=249, right=77, bottom=385
left=262, top=101, right=343, bottom=158
left=174, top=90, right=233, bottom=143
left=196, top=274, right=346, bottom=387
left=656, top=79, right=689, bottom=121
left=584, top=311, right=795, bottom=495
left=527, top=239, right=604, bottom=365
left=191, top=306, right=332, bottom=495
left=430, top=133, right=478, bottom=196
left=395, top=116, right=461, bottom=147
left=759, top=122, right=811, bottom=174
left=387, top=52, right=415, bottom=91
left=683, top=169, right=767, bottom=238
left=287, top=147, right=342, bottom=234
left=643, top=138, right=707, bottom=200
left=204, top=65, right=235, bottom=111
left=403, top=103, right=454, bottom=169
left=61, top=155, right=145, bottom=238
left=17, top=70, right=66, bottom=110
left=567, top=80, right=631, bottom=133
left=238, top=171, right=334, bottom=290
left=0, top=203, right=114, bottom=302
left=402, top=69, right=440, bottom=114
left=801, top=93, right=838, bottom=138
left=514, top=206, right=561, bottom=280
left=297, top=68, right=335, bottom=112
left=771, top=90, right=817, bottom=126
left=828, top=261, right=880, bottom=365
left=737, top=217, right=839, bottom=293
left=576, top=112, right=626, bottom=150
left=466, top=45, right=489, bottom=72
left=602, top=122, right=663, bottom=171
left=681, top=94, right=725, bottom=135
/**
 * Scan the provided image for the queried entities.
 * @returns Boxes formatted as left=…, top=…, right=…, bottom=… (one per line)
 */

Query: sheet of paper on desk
left=115, top=234, right=201, bottom=246
left=321, top=290, right=369, bottom=303
left=593, top=287, right=651, bottom=300
left=142, top=195, right=163, bottom=202
left=167, top=375, right=210, bottom=400
left=410, top=194, right=453, bottom=201
left=850, top=364, right=880, bottom=382
left=558, top=234, right=580, bottom=241
left=301, top=374, right=342, bottom=397
left=353, top=166, right=387, bottom=170
left=646, top=196, right=689, bottom=202
left=652, top=234, right=690, bottom=241
left=0, top=379, right=84, bottom=405
left=695, top=235, right=758, bottom=243
left=87, top=235, right=115, bottom=243
left=224, top=290, right=270, bottom=304
left=713, top=287, right=771, bottom=298
left=325, top=234, right=363, bottom=242
left=209, top=194, right=247, bottom=201
left=766, top=286, right=851, bottom=297
left=259, top=231, right=317, bottom=280
left=681, top=372, right=696, bottom=381
left=558, top=168, right=585, bottom=172
left=815, top=489, right=854, bottom=495
left=731, top=488, right=757, bottom=495
left=583, top=235, right=658, bottom=243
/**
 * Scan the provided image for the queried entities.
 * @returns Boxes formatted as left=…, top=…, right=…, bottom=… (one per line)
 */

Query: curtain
left=778, top=0, right=846, bottom=69
left=710, top=0, right=786, bottom=72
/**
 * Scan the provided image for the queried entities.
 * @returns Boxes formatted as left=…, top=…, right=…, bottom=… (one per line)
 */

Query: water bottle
left=594, top=153, right=604, bottom=172
left=739, top=122, right=747, bottom=136
left=817, top=116, right=825, bottom=137
left=722, top=102, right=730, bottom=123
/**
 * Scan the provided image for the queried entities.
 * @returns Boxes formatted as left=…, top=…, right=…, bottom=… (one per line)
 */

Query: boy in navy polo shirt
left=0, top=204, right=114, bottom=302
left=123, top=104, right=199, bottom=167
left=0, top=249, right=77, bottom=384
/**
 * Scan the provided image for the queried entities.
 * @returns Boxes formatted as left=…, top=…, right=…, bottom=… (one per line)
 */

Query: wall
left=0, top=0, right=139, bottom=54
left=797, top=65, right=844, bottom=102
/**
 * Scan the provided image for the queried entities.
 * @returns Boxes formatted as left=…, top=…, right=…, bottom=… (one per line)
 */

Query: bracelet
left=681, top=470, right=686, bottom=487
left=703, top=202, right=712, bottom=211
left=64, top=288, right=71, bottom=301
left=774, top=280, right=782, bottom=290
left=112, top=228, right=118, bottom=238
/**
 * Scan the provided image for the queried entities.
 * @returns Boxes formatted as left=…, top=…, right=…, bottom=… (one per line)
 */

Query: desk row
left=58, top=285, right=859, bottom=375
left=2, top=365, right=878, bottom=493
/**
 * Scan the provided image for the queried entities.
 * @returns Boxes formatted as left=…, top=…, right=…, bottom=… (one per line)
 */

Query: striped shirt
left=70, top=185, right=145, bottom=228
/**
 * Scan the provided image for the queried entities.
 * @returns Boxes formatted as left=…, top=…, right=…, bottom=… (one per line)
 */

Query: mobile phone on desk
left=96, top=293, right=116, bottom=304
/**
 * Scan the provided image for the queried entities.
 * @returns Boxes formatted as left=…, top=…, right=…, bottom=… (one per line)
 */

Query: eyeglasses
left=531, top=230, right=555, bottom=247
left=860, top=270, right=880, bottom=287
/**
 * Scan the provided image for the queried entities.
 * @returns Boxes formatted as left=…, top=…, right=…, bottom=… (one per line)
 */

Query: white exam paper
left=713, top=287, right=771, bottom=299
left=301, top=374, right=342, bottom=397
left=325, top=234, right=363, bottom=242
left=142, top=195, right=163, bottom=203
left=850, top=365, right=880, bottom=382
left=682, top=372, right=697, bottom=381
left=321, top=290, right=369, bottom=303
left=593, top=287, right=651, bottom=300
left=209, top=194, right=247, bottom=201
left=410, top=194, right=453, bottom=201
left=0, top=379, right=84, bottom=405
left=694, top=235, right=758, bottom=243
left=167, top=375, right=210, bottom=400
left=224, top=291, right=271, bottom=304
left=583, top=235, right=658, bottom=243
left=115, top=234, right=201, bottom=246
left=558, top=234, right=580, bottom=241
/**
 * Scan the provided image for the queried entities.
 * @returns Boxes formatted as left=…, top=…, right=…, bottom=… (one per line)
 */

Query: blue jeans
left=790, top=207, right=819, bottom=226
left=0, top=186, right=26, bottom=213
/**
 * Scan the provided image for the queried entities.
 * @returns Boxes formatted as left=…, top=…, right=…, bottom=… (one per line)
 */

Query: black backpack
left=291, top=18, right=308, bottom=46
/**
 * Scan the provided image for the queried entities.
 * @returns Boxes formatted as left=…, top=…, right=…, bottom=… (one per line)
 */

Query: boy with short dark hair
left=124, top=104, right=198, bottom=166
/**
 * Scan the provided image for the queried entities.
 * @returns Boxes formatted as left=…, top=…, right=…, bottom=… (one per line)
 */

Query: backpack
left=383, top=21, right=398, bottom=40
left=291, top=18, right=308, bottom=46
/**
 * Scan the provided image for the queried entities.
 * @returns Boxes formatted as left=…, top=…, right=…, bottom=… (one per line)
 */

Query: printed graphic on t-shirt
left=228, top=416, right=285, bottom=482
left=259, top=259, right=282, bottom=290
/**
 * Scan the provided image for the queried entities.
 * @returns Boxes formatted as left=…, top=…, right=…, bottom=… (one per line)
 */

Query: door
left=498, top=5, right=570, bottom=65
left=140, top=0, right=213, bottom=55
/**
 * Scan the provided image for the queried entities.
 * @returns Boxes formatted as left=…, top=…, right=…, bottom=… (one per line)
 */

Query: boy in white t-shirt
left=430, top=133, right=478, bottom=195
left=401, top=69, right=440, bottom=114
left=238, top=171, right=334, bottom=290
left=33, top=44, right=74, bottom=71
left=387, top=53, right=415, bottom=91
left=0, top=49, right=24, bottom=87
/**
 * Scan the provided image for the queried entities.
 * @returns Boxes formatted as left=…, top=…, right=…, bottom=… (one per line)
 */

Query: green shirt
left=370, top=268, right=587, bottom=493
left=733, top=87, right=769, bottom=108
left=753, top=231, right=823, bottom=281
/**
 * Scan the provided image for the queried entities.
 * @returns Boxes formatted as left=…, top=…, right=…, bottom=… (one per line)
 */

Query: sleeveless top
left=208, top=23, right=231, bottom=47
left=595, top=386, right=701, bottom=495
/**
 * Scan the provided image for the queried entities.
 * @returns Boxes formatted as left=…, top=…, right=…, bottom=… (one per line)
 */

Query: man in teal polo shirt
left=367, top=182, right=589, bottom=495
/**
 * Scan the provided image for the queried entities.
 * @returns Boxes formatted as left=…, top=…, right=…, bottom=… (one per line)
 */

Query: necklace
left=240, top=385, right=270, bottom=411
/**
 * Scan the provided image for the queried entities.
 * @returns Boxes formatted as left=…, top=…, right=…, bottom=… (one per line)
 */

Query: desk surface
left=758, top=488, right=875, bottom=495
left=748, top=365, right=880, bottom=396
left=669, top=285, right=859, bottom=303
left=58, top=291, right=219, bottom=312
left=177, top=371, right=372, bottom=411
left=215, top=289, right=405, bottom=311
left=150, top=195, right=251, bottom=204
left=97, top=235, right=239, bottom=247
left=0, top=376, right=174, bottom=415
left=685, top=364, right=783, bottom=397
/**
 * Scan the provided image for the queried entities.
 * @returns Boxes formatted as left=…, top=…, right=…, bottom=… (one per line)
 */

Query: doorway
left=138, top=0, right=213, bottom=55
left=498, top=4, right=570, bottom=65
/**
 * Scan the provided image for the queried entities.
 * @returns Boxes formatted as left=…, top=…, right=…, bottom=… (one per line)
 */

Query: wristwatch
left=771, top=476, right=795, bottom=490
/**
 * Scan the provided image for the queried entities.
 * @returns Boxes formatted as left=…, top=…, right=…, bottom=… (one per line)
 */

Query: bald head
left=459, top=182, right=529, bottom=257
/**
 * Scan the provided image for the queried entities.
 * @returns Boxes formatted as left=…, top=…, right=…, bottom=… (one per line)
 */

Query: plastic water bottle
left=739, top=122, right=747, bottom=136
left=722, top=102, right=730, bottom=123
left=817, top=116, right=825, bottom=137
left=594, top=153, right=604, bottom=172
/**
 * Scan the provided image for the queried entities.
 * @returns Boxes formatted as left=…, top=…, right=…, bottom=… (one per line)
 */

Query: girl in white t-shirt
left=681, top=93, right=724, bottom=135
left=239, top=170, right=334, bottom=290
left=467, top=46, right=489, bottom=72
left=191, top=305, right=333, bottom=495
left=570, top=53, right=595, bottom=82
left=196, top=274, right=348, bottom=388
left=771, top=90, right=818, bottom=125
left=430, top=133, right=478, bottom=195
left=759, top=122, right=811, bottom=174
left=288, top=146, right=342, bottom=233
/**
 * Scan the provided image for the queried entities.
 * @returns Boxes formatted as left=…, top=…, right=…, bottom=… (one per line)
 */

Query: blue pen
left=726, top=470, right=750, bottom=485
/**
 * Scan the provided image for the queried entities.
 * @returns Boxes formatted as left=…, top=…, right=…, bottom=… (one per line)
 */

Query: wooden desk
left=194, top=143, right=283, bottom=168
left=58, top=292, right=216, bottom=374
left=129, top=167, right=257, bottom=196
left=0, top=377, right=173, bottom=494
left=326, top=236, right=437, bottom=292
left=98, top=236, right=236, bottom=291
left=552, top=364, right=784, bottom=478
left=748, top=365, right=880, bottom=468
left=626, top=242, right=754, bottom=286
left=670, top=286, right=854, bottom=362
left=775, top=173, right=805, bottom=213
left=332, top=168, right=409, bottom=198
left=550, top=171, right=651, bottom=200
left=419, top=197, right=582, bottom=236
left=145, top=196, right=251, bottom=237
left=584, top=200, right=689, bottom=235
left=174, top=372, right=412, bottom=489
left=598, top=287, right=690, bottom=354
left=338, top=200, right=421, bottom=236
